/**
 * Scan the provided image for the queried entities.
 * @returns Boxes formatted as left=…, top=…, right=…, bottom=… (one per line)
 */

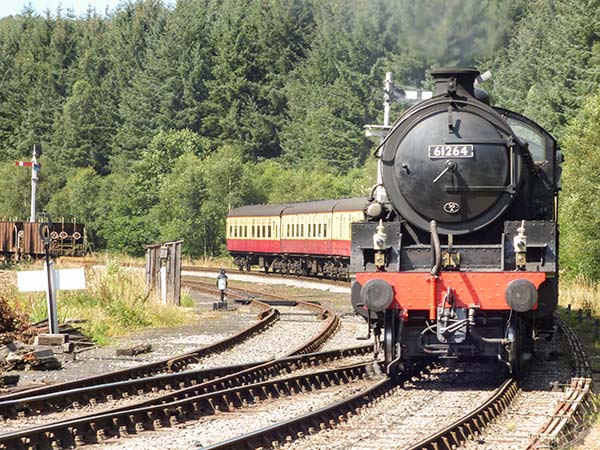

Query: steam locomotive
left=352, top=68, right=561, bottom=375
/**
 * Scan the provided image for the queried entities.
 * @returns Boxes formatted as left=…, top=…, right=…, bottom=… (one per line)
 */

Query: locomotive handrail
left=374, top=96, right=519, bottom=158
left=444, top=185, right=514, bottom=192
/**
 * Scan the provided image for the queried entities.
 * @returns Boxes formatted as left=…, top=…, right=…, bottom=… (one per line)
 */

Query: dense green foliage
left=0, top=0, right=518, bottom=258
left=0, top=0, right=597, bottom=282
left=488, top=0, right=600, bottom=280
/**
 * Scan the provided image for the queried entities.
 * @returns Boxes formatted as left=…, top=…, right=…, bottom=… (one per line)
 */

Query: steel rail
left=0, top=299, right=276, bottom=417
left=182, top=278, right=286, bottom=302
left=0, top=296, right=336, bottom=418
left=0, top=295, right=353, bottom=448
left=525, top=316, right=595, bottom=449
left=181, top=266, right=349, bottom=287
left=405, top=377, right=518, bottom=450
left=201, top=374, right=405, bottom=450
left=182, top=277, right=314, bottom=303
left=0, top=359, right=376, bottom=449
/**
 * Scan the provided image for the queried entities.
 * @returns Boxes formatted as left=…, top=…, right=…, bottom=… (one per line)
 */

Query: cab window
left=506, top=117, right=546, bottom=162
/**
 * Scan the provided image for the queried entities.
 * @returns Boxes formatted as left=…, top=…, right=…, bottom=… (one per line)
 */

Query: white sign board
left=17, top=267, right=86, bottom=292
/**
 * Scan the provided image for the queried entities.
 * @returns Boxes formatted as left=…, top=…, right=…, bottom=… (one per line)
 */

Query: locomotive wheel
left=508, top=319, right=533, bottom=376
left=384, top=310, right=401, bottom=377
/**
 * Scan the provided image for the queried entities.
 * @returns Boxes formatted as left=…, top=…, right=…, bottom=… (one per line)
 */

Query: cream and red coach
left=351, top=68, right=561, bottom=375
left=227, top=198, right=366, bottom=279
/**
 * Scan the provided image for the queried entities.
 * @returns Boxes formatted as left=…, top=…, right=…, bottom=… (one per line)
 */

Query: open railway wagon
left=0, top=219, right=87, bottom=260
left=351, top=68, right=561, bottom=376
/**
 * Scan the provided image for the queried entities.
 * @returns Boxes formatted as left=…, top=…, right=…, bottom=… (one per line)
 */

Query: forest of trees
left=0, top=0, right=598, bottom=280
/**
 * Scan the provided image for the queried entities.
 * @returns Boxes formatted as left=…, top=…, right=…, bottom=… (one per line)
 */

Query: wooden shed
left=145, top=240, right=183, bottom=306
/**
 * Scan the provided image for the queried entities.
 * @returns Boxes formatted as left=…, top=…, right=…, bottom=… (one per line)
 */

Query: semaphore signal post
left=15, top=145, right=41, bottom=223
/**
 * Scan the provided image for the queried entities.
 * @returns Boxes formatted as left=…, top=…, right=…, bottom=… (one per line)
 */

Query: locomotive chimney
left=431, top=67, right=480, bottom=98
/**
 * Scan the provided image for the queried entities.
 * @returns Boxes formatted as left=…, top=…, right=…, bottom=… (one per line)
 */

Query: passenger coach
left=226, top=198, right=366, bottom=279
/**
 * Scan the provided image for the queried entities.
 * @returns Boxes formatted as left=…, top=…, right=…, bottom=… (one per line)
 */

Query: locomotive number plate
left=428, top=145, right=474, bottom=158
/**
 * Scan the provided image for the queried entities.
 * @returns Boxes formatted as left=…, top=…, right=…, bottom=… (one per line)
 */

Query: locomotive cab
left=351, top=68, right=560, bottom=375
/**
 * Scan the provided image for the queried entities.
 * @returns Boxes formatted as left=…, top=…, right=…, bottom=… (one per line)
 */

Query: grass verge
left=3, top=260, right=195, bottom=346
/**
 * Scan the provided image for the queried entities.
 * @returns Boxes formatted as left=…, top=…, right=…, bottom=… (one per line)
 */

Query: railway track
left=0, top=348, right=373, bottom=449
left=197, top=317, right=593, bottom=450
left=0, top=282, right=373, bottom=449
left=11, top=267, right=592, bottom=449
left=0, top=299, right=276, bottom=418
left=181, top=265, right=349, bottom=289
left=525, top=317, right=595, bottom=449
left=0, top=278, right=331, bottom=420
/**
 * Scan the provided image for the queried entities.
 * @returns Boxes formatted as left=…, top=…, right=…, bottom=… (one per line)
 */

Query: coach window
left=324, top=223, right=327, bottom=238
left=318, top=223, right=322, bottom=238
left=287, top=223, right=290, bottom=238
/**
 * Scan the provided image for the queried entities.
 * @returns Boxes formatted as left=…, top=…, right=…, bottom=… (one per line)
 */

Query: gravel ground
left=186, top=306, right=328, bottom=370
left=182, top=271, right=351, bottom=295
left=0, top=303, right=333, bottom=434
left=6, top=290, right=258, bottom=390
left=282, top=365, right=504, bottom=450
left=459, top=329, right=573, bottom=450
left=320, top=313, right=372, bottom=351
left=85, top=375, right=382, bottom=450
